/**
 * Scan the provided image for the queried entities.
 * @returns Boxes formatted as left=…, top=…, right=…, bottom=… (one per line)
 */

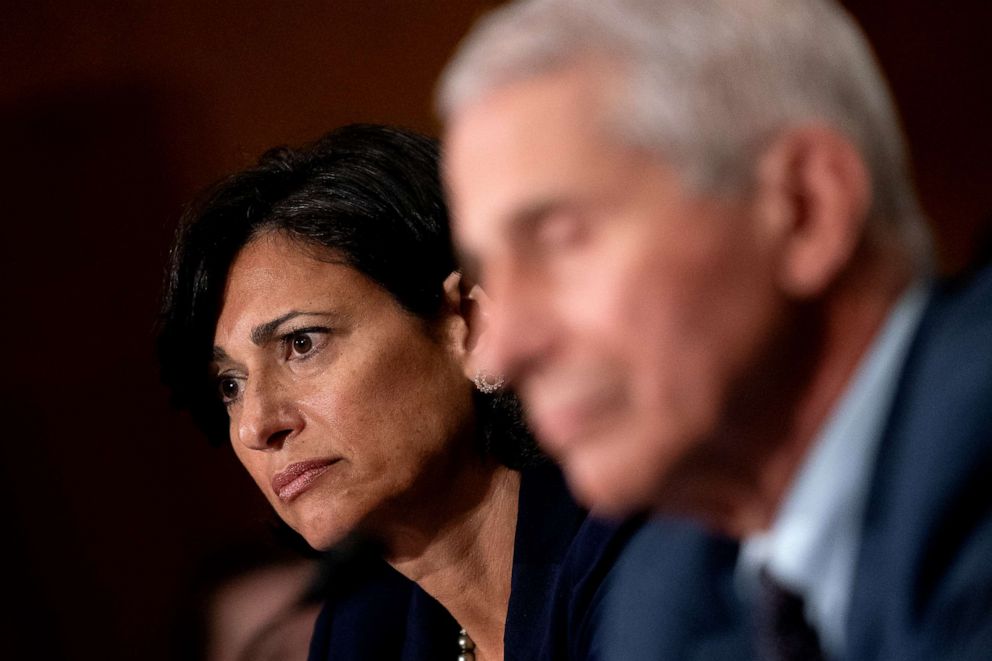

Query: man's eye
left=534, top=213, right=585, bottom=250
left=290, top=333, right=314, bottom=356
left=218, top=377, right=240, bottom=404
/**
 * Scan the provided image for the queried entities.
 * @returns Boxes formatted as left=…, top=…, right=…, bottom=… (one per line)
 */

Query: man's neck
left=666, top=248, right=917, bottom=538
left=734, top=253, right=916, bottom=536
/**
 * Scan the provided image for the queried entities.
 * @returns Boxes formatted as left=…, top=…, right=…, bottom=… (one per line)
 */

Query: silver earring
left=473, top=369, right=505, bottom=394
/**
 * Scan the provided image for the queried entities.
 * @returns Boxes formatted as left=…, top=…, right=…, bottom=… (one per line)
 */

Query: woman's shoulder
left=307, top=555, right=458, bottom=661
left=307, top=559, right=413, bottom=661
left=508, top=462, right=646, bottom=660
left=552, top=513, right=646, bottom=657
left=517, top=461, right=642, bottom=563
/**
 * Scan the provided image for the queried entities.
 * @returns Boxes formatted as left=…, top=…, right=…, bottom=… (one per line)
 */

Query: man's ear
left=752, top=125, right=872, bottom=299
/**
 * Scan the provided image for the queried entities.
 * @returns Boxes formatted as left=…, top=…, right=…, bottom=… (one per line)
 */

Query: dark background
left=1, top=2, right=988, bottom=659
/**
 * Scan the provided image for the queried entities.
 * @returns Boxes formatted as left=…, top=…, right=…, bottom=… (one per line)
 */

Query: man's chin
left=560, top=443, right=660, bottom=519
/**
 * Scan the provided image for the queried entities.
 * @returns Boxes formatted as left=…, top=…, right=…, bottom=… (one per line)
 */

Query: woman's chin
left=281, top=502, right=359, bottom=552
left=301, top=527, right=351, bottom=552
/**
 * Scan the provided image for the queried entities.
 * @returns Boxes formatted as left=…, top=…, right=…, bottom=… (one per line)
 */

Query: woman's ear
left=441, top=271, right=470, bottom=362
left=442, top=271, right=494, bottom=380
left=463, top=283, right=492, bottom=353
left=753, top=125, right=872, bottom=299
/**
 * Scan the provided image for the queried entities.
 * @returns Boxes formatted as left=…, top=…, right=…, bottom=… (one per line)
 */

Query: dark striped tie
left=754, top=568, right=826, bottom=661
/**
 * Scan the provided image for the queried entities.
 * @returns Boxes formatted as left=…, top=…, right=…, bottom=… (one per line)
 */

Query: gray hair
left=438, top=0, right=931, bottom=267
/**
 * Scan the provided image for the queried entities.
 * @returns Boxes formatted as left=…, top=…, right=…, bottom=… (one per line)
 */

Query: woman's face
left=211, top=232, right=476, bottom=550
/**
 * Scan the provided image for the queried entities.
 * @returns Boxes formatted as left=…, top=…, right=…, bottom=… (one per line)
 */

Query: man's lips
left=271, top=459, right=338, bottom=502
left=530, top=405, right=589, bottom=455
left=527, top=390, right=619, bottom=455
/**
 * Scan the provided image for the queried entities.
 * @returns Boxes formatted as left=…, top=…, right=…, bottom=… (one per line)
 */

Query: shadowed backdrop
left=0, top=1, right=988, bottom=659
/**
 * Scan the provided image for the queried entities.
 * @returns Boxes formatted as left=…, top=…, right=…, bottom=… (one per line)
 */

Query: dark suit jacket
left=306, top=463, right=640, bottom=661
left=601, top=263, right=992, bottom=660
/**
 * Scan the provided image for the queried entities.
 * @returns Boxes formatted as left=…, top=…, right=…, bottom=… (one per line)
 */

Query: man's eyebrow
left=456, top=199, right=558, bottom=282
left=508, top=199, right=556, bottom=239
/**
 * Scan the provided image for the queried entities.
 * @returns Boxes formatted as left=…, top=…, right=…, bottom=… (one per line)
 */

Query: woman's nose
left=235, top=378, right=302, bottom=451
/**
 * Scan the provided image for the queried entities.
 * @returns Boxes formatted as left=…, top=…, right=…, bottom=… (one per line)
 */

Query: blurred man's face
left=444, top=67, right=787, bottom=516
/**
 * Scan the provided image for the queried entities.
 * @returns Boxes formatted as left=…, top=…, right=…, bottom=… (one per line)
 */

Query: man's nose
left=482, top=267, right=558, bottom=384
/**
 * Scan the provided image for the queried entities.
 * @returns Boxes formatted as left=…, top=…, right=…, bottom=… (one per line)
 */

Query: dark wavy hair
left=157, top=123, right=541, bottom=469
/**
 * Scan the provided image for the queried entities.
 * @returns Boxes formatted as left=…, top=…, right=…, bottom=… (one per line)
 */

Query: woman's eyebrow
left=212, top=311, right=344, bottom=361
left=250, top=311, right=305, bottom=346
left=250, top=310, right=340, bottom=346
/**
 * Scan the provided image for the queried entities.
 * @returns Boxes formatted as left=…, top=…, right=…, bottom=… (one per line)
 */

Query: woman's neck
left=385, top=463, right=521, bottom=661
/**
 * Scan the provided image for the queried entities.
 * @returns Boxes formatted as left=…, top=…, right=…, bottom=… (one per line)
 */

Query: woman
left=158, top=124, right=636, bottom=660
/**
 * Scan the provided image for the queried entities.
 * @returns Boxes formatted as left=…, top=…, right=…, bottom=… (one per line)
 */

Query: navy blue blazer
left=600, top=263, right=992, bottom=661
left=306, top=463, right=640, bottom=661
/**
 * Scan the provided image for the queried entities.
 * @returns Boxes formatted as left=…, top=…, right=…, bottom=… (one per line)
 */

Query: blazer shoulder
left=847, top=264, right=992, bottom=659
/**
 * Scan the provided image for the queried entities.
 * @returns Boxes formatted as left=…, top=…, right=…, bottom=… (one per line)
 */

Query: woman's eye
left=291, top=334, right=313, bottom=355
left=218, top=377, right=241, bottom=404
left=278, top=328, right=328, bottom=362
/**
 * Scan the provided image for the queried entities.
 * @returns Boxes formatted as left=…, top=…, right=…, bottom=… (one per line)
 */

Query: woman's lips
left=271, top=459, right=338, bottom=502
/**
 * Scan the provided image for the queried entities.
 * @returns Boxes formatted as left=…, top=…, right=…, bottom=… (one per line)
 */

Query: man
left=438, top=1, right=992, bottom=659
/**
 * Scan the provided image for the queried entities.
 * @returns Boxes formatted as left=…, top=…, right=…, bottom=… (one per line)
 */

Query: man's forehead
left=446, top=64, right=611, bottom=146
left=443, top=70, right=616, bottom=239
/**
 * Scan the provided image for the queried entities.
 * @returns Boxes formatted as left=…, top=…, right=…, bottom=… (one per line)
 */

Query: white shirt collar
left=737, top=279, right=931, bottom=658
